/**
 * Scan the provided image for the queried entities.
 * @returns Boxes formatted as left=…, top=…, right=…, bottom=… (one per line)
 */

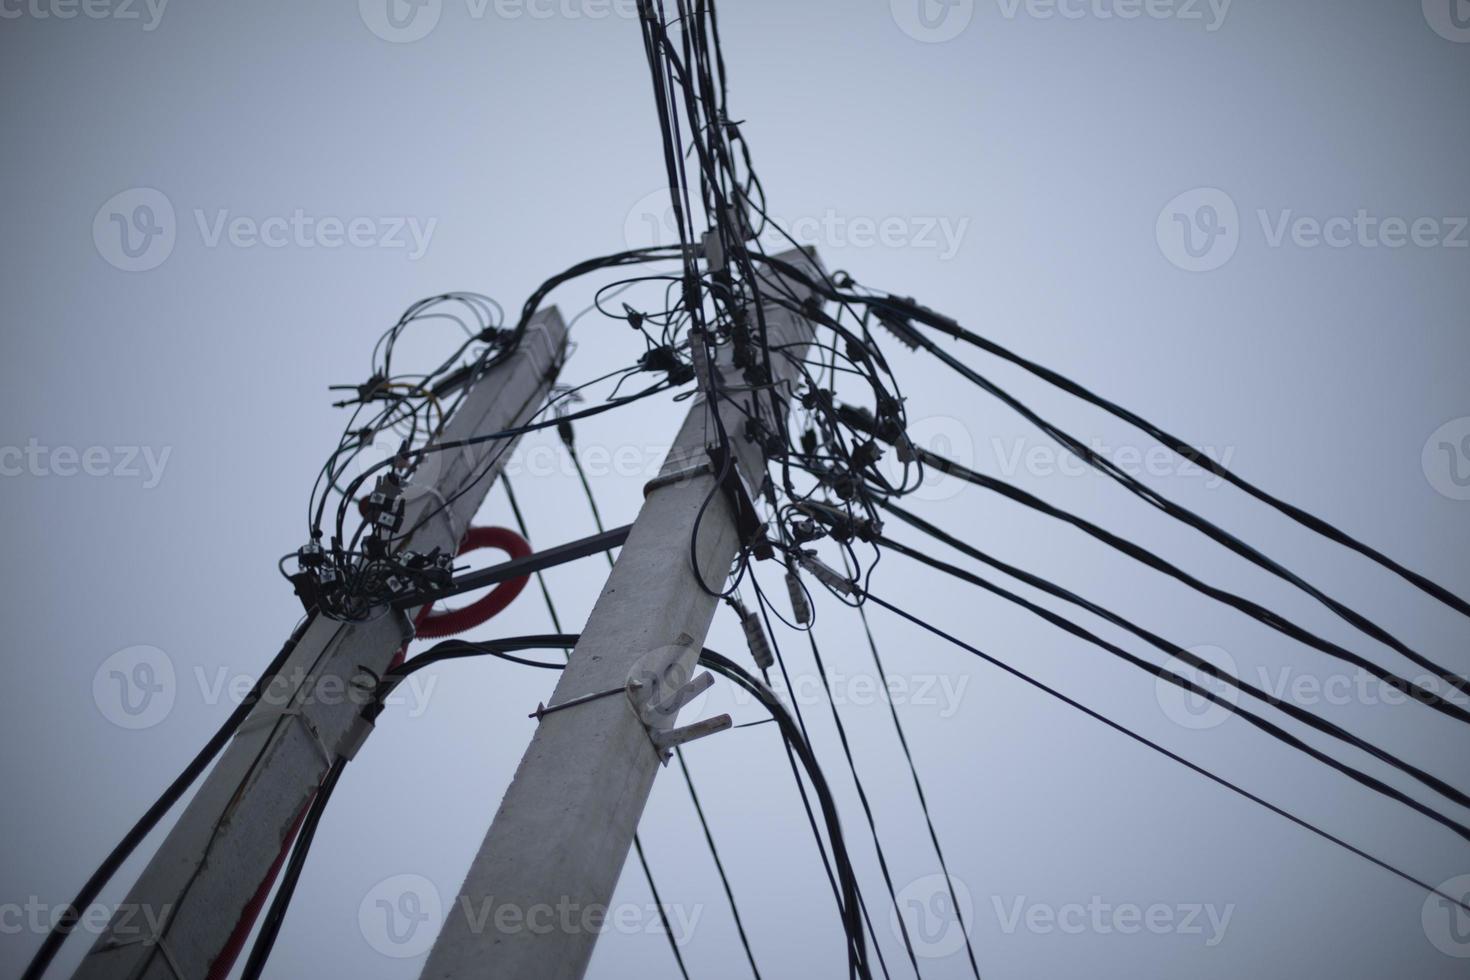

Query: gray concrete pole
left=420, top=248, right=823, bottom=980
left=73, top=309, right=568, bottom=980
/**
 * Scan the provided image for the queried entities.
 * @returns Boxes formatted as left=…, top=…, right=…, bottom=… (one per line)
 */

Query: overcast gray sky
left=3, top=1, right=1469, bottom=977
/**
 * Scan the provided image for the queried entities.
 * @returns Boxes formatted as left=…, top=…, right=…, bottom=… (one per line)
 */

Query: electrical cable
left=213, top=8, right=1470, bottom=978
left=752, top=251, right=1470, bottom=691
left=21, top=619, right=316, bottom=980
left=879, top=500, right=1470, bottom=811
left=746, top=589, right=853, bottom=933
left=874, top=534, right=1470, bottom=843
left=752, top=579, right=895, bottom=980
left=901, top=327, right=1468, bottom=696
left=862, top=593, right=1470, bottom=921
left=559, top=417, right=763, bottom=978
left=239, top=758, right=346, bottom=980
left=869, top=437, right=1470, bottom=727
left=495, top=479, right=693, bottom=980
left=414, top=526, right=532, bottom=638
left=363, top=633, right=874, bottom=979
left=236, top=636, right=591, bottom=979
left=802, top=627, right=924, bottom=977
left=675, top=754, right=764, bottom=980
left=845, top=556, right=983, bottom=980
left=880, top=289, right=1470, bottom=620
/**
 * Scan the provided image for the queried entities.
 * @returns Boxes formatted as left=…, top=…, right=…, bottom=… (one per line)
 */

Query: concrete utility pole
left=422, top=248, right=823, bottom=980
left=74, top=310, right=568, bottom=980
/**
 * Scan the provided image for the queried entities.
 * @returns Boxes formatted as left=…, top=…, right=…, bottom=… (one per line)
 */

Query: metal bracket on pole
left=642, top=458, right=714, bottom=497
left=528, top=686, right=625, bottom=722
left=393, top=524, right=635, bottom=610
left=626, top=638, right=731, bottom=765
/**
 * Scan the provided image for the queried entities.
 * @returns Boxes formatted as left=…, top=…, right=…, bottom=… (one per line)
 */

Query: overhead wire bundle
left=622, top=8, right=1470, bottom=974
left=726, top=240, right=1470, bottom=968
left=30, top=3, right=1470, bottom=979
left=280, top=248, right=693, bottom=623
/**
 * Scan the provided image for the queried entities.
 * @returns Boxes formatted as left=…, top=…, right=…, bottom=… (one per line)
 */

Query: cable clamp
left=642, top=458, right=714, bottom=497
left=626, top=635, right=731, bottom=765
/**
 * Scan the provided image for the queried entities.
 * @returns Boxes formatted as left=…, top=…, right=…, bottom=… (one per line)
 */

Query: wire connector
left=688, top=329, right=714, bottom=393
left=366, top=474, right=406, bottom=533
left=873, top=305, right=923, bottom=350
left=797, top=550, right=856, bottom=596
left=729, top=598, right=774, bottom=670
left=785, top=568, right=812, bottom=625
left=637, top=345, right=695, bottom=387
